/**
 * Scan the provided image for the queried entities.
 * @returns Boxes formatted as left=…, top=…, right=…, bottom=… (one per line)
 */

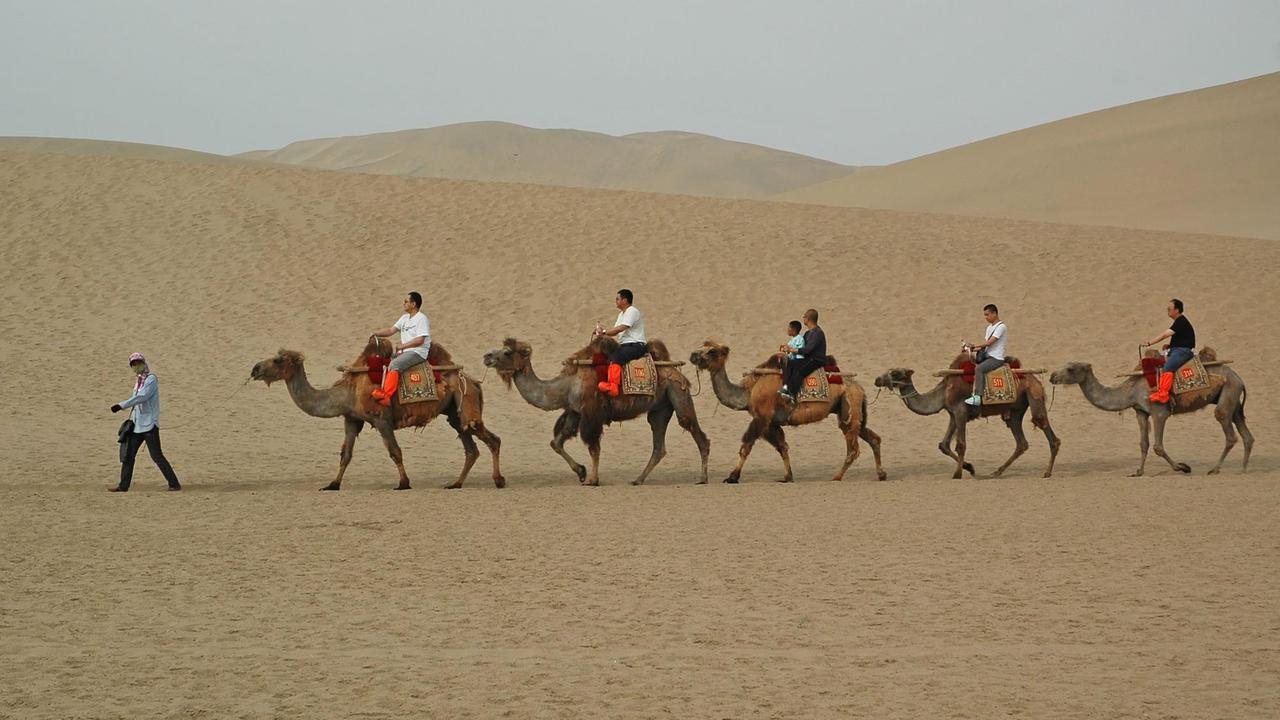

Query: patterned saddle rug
left=398, top=358, right=443, bottom=405
left=981, top=365, right=1018, bottom=405
left=621, top=355, right=657, bottom=396
left=797, top=368, right=832, bottom=403
left=1169, top=356, right=1210, bottom=395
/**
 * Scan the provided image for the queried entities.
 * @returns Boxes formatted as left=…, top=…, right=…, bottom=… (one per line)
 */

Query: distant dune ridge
left=0, top=137, right=266, bottom=166
left=237, top=121, right=857, bottom=199
left=777, top=72, right=1280, bottom=240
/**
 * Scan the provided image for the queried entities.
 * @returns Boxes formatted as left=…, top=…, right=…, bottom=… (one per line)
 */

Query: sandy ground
left=1, top=151, right=1277, bottom=717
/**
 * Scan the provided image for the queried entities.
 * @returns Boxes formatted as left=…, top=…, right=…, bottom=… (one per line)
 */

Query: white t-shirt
left=984, top=321, right=1008, bottom=361
left=615, top=305, right=646, bottom=344
left=394, top=311, right=432, bottom=360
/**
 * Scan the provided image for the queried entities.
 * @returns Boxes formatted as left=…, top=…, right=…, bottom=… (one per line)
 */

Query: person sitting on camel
left=1142, top=298, right=1196, bottom=404
left=779, top=320, right=805, bottom=360
left=370, top=291, right=431, bottom=406
left=593, top=288, right=648, bottom=397
left=961, top=303, right=1008, bottom=406
left=779, top=309, right=827, bottom=402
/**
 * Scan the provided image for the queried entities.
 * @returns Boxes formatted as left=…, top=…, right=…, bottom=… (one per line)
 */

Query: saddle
left=958, top=359, right=1022, bottom=405
left=591, top=353, right=658, bottom=396
left=368, top=354, right=444, bottom=405
left=796, top=360, right=847, bottom=403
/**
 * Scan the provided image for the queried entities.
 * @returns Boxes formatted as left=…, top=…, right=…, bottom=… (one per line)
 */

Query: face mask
left=132, top=364, right=147, bottom=375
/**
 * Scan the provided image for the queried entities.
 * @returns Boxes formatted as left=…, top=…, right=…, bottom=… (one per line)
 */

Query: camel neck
left=1079, top=370, right=1138, bottom=412
left=284, top=362, right=352, bottom=419
left=512, top=361, right=575, bottom=411
left=900, top=378, right=948, bottom=416
left=708, top=365, right=750, bottom=411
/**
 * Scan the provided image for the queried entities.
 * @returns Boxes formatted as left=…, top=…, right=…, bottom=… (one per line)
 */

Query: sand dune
left=239, top=121, right=857, bottom=199
left=2, top=152, right=1277, bottom=718
left=778, top=72, right=1280, bottom=240
left=0, top=136, right=263, bottom=166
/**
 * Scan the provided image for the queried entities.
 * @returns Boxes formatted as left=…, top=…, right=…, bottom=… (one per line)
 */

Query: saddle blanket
left=797, top=368, right=832, bottom=403
left=1169, top=356, right=1210, bottom=395
left=398, top=360, right=443, bottom=405
left=981, top=365, right=1018, bottom=405
left=591, top=353, right=658, bottom=396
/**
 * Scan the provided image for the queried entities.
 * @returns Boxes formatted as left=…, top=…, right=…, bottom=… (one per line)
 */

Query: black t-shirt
left=1169, top=315, right=1195, bottom=348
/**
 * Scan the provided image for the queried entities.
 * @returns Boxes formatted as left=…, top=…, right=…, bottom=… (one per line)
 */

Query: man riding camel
left=593, top=288, right=647, bottom=397
left=778, top=309, right=827, bottom=402
left=962, top=303, right=1008, bottom=407
left=1142, top=298, right=1195, bottom=404
left=371, top=291, right=431, bottom=406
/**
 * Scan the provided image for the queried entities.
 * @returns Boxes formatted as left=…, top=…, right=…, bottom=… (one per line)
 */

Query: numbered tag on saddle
left=797, top=368, right=831, bottom=403
left=1171, top=357, right=1210, bottom=395
left=398, top=360, right=438, bottom=404
left=982, top=365, right=1018, bottom=405
left=620, top=355, right=657, bottom=396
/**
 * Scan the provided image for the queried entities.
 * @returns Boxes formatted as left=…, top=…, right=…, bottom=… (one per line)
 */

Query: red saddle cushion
left=823, top=363, right=844, bottom=384
left=591, top=352, right=610, bottom=382
left=1140, top=357, right=1164, bottom=389
left=367, top=354, right=388, bottom=385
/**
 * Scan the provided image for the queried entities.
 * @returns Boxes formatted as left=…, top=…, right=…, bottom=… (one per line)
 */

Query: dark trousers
left=1163, top=347, right=1194, bottom=373
left=972, top=356, right=1007, bottom=395
left=782, top=356, right=826, bottom=395
left=120, top=427, right=181, bottom=490
left=610, top=342, right=649, bottom=365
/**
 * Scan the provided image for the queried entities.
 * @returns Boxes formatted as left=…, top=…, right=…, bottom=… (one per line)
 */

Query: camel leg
left=668, top=384, right=711, bottom=484
left=322, top=416, right=365, bottom=491
left=1151, top=411, right=1192, bottom=474
left=472, top=422, right=505, bottom=488
left=1029, top=386, right=1059, bottom=476
left=377, top=425, right=412, bottom=489
left=442, top=408, right=479, bottom=490
left=633, top=404, right=672, bottom=486
left=725, top=416, right=768, bottom=484
left=992, top=407, right=1030, bottom=478
left=581, top=421, right=603, bottom=487
left=1130, top=411, right=1151, bottom=476
left=860, top=426, right=887, bottom=481
left=937, top=415, right=975, bottom=477
left=550, top=411, right=588, bottom=483
left=1235, top=414, right=1254, bottom=473
left=761, top=423, right=793, bottom=483
left=951, top=412, right=970, bottom=479
left=1207, top=403, right=1239, bottom=476
left=832, top=413, right=861, bottom=483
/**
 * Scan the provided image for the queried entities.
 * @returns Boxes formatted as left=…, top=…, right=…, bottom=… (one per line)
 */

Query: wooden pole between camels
left=565, top=359, right=687, bottom=367
left=742, top=368, right=857, bottom=378
left=933, top=368, right=1045, bottom=377
left=338, top=364, right=464, bottom=374
left=1114, top=359, right=1232, bottom=378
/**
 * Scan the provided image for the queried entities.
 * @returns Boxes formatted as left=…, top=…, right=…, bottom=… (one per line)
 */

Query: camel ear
left=722, top=345, right=730, bottom=355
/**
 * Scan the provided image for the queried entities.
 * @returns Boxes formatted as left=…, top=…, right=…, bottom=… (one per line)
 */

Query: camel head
left=250, top=350, right=305, bottom=386
left=483, top=338, right=532, bottom=389
left=1049, top=362, right=1093, bottom=386
left=873, top=367, right=915, bottom=392
left=361, top=334, right=393, bottom=361
left=688, top=341, right=730, bottom=372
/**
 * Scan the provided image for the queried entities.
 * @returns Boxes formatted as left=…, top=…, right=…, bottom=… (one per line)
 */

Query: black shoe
left=167, top=485, right=182, bottom=492
left=107, top=486, right=128, bottom=492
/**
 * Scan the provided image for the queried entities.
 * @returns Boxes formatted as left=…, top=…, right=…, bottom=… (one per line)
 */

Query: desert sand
left=778, top=72, right=1280, bottom=241
left=239, top=121, right=857, bottom=199
left=1, top=150, right=1277, bottom=718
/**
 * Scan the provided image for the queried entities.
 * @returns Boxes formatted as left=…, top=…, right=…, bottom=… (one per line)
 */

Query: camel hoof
left=1207, top=468, right=1221, bottom=476
left=723, top=477, right=739, bottom=484
left=395, top=484, right=412, bottom=490
left=951, top=472, right=963, bottom=480
left=991, top=470, right=1005, bottom=478
left=1176, top=463, right=1192, bottom=474
left=696, top=479, right=708, bottom=485
left=320, top=484, right=341, bottom=491
left=630, top=479, right=644, bottom=486
left=582, top=480, right=600, bottom=487
left=1042, top=472, right=1053, bottom=479
left=574, top=467, right=587, bottom=483
left=494, top=476, right=506, bottom=488
left=1129, top=471, right=1144, bottom=478
left=962, top=462, right=976, bottom=476
left=442, top=483, right=463, bottom=490
left=777, top=478, right=794, bottom=483
left=877, top=472, right=888, bottom=481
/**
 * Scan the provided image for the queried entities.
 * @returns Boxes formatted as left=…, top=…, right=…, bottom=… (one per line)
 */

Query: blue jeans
left=1163, top=347, right=1194, bottom=373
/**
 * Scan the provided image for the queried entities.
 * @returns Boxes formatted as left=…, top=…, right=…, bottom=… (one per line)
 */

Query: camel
left=250, top=337, right=503, bottom=490
left=482, top=337, right=710, bottom=486
left=687, top=341, right=886, bottom=483
left=873, top=355, right=1061, bottom=478
left=1049, top=348, right=1252, bottom=476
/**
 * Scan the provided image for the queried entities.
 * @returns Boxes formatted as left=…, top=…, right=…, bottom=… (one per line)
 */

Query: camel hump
left=646, top=339, right=671, bottom=362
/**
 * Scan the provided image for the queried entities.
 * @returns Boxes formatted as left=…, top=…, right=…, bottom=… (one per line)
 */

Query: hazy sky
left=2, top=1, right=1277, bottom=165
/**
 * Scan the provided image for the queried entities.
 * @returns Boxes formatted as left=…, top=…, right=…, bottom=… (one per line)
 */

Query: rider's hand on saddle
left=110, top=404, right=121, bottom=413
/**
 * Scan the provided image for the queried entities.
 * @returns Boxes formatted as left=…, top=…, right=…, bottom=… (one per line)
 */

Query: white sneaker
left=964, top=394, right=982, bottom=406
